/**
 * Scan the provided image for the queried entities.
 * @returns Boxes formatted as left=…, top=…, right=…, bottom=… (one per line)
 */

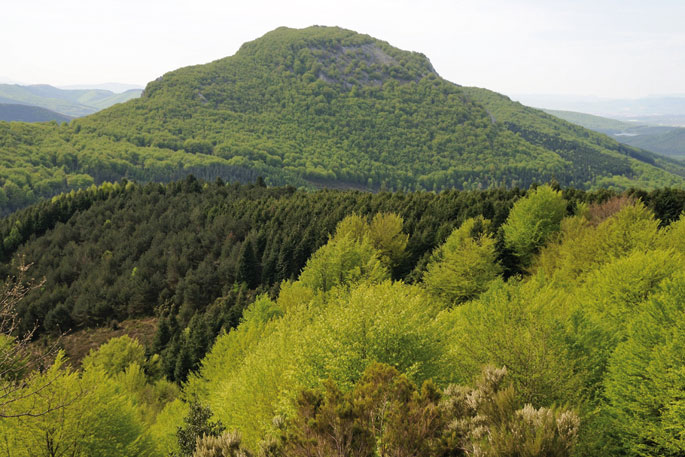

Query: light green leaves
left=423, top=216, right=501, bottom=306
left=503, top=185, right=567, bottom=265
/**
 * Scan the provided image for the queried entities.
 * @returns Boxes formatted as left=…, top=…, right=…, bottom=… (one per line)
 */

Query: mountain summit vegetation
left=0, top=26, right=683, bottom=214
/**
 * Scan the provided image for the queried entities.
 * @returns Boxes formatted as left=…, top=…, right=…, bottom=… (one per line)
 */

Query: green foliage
left=279, top=363, right=579, bottom=457
left=443, top=279, right=583, bottom=406
left=502, top=184, right=567, bottom=265
left=604, top=272, right=685, bottom=457
left=1, top=180, right=684, bottom=456
left=0, top=352, right=159, bottom=457
left=423, top=216, right=501, bottom=305
left=0, top=27, right=683, bottom=215
left=535, top=199, right=661, bottom=284
left=187, top=273, right=451, bottom=447
left=367, top=212, right=408, bottom=270
left=176, top=401, right=226, bottom=457
left=297, top=230, right=388, bottom=293
left=148, top=399, right=189, bottom=456
left=82, top=334, right=147, bottom=376
left=462, top=87, right=685, bottom=186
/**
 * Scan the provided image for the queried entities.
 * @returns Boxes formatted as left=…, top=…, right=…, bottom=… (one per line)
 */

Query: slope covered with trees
left=1, top=179, right=683, bottom=381
left=0, top=26, right=683, bottom=215
left=2, top=182, right=684, bottom=457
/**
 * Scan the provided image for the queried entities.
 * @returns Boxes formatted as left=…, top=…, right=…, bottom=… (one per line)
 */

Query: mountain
left=619, top=127, right=685, bottom=159
left=58, top=83, right=144, bottom=93
left=0, top=26, right=683, bottom=215
left=512, top=93, right=685, bottom=121
left=0, top=103, right=73, bottom=123
left=544, top=109, right=685, bottom=159
left=0, top=84, right=142, bottom=117
left=542, top=109, right=638, bottom=131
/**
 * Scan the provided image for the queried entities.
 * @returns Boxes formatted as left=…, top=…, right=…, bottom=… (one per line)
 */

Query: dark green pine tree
left=151, top=317, right=171, bottom=355
left=236, top=239, right=260, bottom=288
left=175, top=401, right=226, bottom=457
left=173, top=341, right=193, bottom=383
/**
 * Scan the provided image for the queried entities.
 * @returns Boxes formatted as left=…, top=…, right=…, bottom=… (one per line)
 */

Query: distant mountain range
left=0, top=103, right=72, bottom=123
left=57, top=83, right=144, bottom=93
left=544, top=109, right=685, bottom=159
left=514, top=93, right=685, bottom=125
left=0, top=84, right=142, bottom=118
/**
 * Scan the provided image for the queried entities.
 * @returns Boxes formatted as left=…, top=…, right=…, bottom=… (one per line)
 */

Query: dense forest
left=1, top=24, right=685, bottom=457
left=0, top=26, right=683, bottom=215
left=1, top=178, right=683, bottom=380
left=0, top=180, right=684, bottom=457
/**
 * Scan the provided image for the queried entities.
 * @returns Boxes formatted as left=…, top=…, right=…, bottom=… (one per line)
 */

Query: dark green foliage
left=2, top=181, right=523, bottom=337
left=0, top=26, right=682, bottom=215
left=176, top=401, right=226, bottom=457
left=2, top=180, right=683, bottom=382
left=237, top=239, right=260, bottom=289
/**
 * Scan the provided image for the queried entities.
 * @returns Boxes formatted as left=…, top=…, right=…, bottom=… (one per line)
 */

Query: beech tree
left=423, top=216, right=501, bottom=306
left=502, top=185, right=567, bottom=265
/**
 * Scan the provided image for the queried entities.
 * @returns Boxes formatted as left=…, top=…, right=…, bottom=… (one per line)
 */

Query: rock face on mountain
left=0, top=26, right=682, bottom=214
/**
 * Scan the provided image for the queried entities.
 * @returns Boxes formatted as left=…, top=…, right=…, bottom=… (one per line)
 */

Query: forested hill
left=0, top=103, right=73, bottom=123
left=2, top=178, right=684, bottom=382
left=1, top=26, right=684, bottom=215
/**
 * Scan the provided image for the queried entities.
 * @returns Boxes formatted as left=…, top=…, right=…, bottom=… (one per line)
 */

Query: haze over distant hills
left=0, top=76, right=21, bottom=84
left=0, top=84, right=142, bottom=118
left=0, top=103, right=72, bottom=123
left=57, top=83, right=144, bottom=93
left=513, top=93, right=685, bottom=126
left=0, top=26, right=683, bottom=215
left=544, top=109, right=685, bottom=159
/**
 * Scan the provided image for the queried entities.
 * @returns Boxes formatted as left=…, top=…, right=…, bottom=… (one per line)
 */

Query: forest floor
left=33, top=317, right=158, bottom=367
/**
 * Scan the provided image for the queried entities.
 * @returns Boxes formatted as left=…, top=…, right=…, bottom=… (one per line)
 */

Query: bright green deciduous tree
left=502, top=185, right=567, bottom=265
left=188, top=280, right=450, bottom=448
left=443, top=279, right=582, bottom=407
left=423, top=216, right=501, bottom=306
left=367, top=212, right=408, bottom=270
left=604, top=272, right=685, bottom=457
left=0, top=353, right=158, bottom=457
left=297, top=232, right=388, bottom=293
left=82, top=334, right=147, bottom=376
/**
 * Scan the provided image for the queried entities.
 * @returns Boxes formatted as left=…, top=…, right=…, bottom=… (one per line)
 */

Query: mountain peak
left=238, top=25, right=438, bottom=87
left=143, top=26, right=439, bottom=100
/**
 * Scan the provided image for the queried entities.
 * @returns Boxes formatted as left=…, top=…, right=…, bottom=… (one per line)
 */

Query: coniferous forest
left=0, top=24, right=684, bottom=457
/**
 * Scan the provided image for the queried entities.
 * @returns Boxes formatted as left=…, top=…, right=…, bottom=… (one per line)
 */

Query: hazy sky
left=2, top=0, right=684, bottom=98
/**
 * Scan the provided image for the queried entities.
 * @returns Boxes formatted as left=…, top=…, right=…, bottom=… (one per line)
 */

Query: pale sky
left=2, top=0, right=684, bottom=98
